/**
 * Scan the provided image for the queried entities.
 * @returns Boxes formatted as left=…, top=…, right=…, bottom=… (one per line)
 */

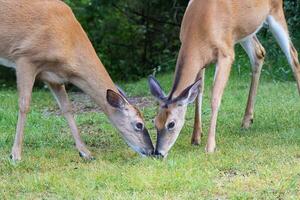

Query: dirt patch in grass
left=44, top=92, right=154, bottom=116
left=217, top=168, right=257, bottom=186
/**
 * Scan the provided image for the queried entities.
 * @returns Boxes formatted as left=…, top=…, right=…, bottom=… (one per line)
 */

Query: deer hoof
left=242, top=118, right=254, bottom=129
left=191, top=139, right=201, bottom=146
left=205, top=145, right=216, bottom=153
left=79, top=152, right=95, bottom=161
left=10, top=153, right=21, bottom=162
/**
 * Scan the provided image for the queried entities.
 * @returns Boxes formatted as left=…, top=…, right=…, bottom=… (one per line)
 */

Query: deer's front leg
left=11, top=59, right=37, bottom=161
left=191, top=69, right=205, bottom=145
left=47, top=83, right=94, bottom=160
left=206, top=52, right=234, bottom=153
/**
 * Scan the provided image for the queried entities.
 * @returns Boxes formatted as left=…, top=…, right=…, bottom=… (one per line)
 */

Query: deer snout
left=141, top=128, right=154, bottom=155
left=154, top=149, right=164, bottom=157
left=141, top=148, right=155, bottom=156
left=154, top=149, right=168, bottom=159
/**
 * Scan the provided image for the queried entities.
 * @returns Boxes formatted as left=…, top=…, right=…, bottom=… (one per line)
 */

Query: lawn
left=1, top=58, right=300, bottom=199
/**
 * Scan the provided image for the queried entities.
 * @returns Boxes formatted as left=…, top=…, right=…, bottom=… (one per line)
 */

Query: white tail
left=0, top=0, right=154, bottom=161
left=149, top=0, right=300, bottom=157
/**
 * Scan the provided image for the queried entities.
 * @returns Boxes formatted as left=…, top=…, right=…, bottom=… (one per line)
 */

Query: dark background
left=0, top=0, right=299, bottom=86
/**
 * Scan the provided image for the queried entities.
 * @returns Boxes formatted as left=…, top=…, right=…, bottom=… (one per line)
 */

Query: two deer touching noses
left=1, top=0, right=299, bottom=161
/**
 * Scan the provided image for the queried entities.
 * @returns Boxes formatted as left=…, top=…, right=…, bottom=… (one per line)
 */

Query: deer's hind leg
left=240, top=36, right=265, bottom=129
left=267, top=9, right=300, bottom=93
left=46, top=82, right=94, bottom=160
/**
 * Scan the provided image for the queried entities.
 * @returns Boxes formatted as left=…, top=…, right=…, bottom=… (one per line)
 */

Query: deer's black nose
left=154, top=150, right=164, bottom=158
left=142, top=149, right=155, bottom=156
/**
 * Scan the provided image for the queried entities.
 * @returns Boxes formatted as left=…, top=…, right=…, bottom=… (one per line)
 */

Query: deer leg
left=267, top=12, right=300, bottom=93
left=290, top=44, right=300, bottom=90
left=191, top=69, right=205, bottom=145
left=206, top=51, right=234, bottom=153
left=47, top=83, right=94, bottom=160
left=11, top=59, right=37, bottom=161
left=241, top=36, right=265, bottom=128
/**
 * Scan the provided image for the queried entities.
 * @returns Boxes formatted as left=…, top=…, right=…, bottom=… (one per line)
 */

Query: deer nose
left=154, top=150, right=164, bottom=158
left=140, top=147, right=154, bottom=156
left=144, top=149, right=155, bottom=156
left=150, top=149, right=155, bottom=155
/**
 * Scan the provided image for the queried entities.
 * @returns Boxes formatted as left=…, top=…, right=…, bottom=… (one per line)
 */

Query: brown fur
left=155, top=108, right=171, bottom=131
left=0, top=0, right=116, bottom=106
left=1, top=0, right=154, bottom=160
left=152, top=0, right=300, bottom=156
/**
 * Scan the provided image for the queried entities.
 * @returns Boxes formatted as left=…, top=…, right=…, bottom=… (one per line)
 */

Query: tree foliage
left=64, top=0, right=189, bottom=80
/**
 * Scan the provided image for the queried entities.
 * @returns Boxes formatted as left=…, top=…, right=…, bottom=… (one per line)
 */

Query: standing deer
left=0, top=0, right=154, bottom=161
left=149, top=0, right=300, bottom=157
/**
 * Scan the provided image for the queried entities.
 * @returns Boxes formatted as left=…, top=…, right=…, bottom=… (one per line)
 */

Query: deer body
left=0, top=0, right=154, bottom=161
left=149, top=0, right=299, bottom=157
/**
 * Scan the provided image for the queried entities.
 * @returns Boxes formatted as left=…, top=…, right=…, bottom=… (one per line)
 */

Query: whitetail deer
left=0, top=0, right=154, bottom=161
left=149, top=0, right=300, bottom=157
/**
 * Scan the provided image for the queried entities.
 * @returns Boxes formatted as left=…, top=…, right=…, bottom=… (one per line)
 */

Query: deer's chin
left=123, top=139, right=151, bottom=157
left=133, top=148, right=154, bottom=157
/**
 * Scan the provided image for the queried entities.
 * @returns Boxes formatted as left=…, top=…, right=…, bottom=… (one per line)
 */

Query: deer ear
left=148, top=75, right=166, bottom=102
left=106, top=89, right=128, bottom=110
left=116, top=85, right=130, bottom=102
left=174, top=79, right=202, bottom=106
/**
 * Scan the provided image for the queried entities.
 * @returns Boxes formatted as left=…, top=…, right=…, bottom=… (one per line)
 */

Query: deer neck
left=70, top=53, right=117, bottom=116
left=169, top=41, right=213, bottom=99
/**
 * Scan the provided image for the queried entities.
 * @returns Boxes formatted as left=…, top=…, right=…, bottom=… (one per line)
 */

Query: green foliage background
left=64, top=0, right=188, bottom=81
left=0, top=0, right=299, bottom=83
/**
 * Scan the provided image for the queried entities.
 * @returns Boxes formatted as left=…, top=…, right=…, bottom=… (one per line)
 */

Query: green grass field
left=1, top=59, right=300, bottom=199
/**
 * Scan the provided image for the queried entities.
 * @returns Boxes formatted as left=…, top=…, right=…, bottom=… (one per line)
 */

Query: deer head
left=106, top=88, right=154, bottom=156
left=148, top=76, right=201, bottom=158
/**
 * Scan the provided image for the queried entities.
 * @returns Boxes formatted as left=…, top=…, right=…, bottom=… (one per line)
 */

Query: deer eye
left=167, top=121, right=175, bottom=130
left=135, top=122, right=144, bottom=131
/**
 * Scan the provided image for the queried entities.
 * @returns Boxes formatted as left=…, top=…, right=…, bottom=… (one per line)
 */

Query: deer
left=0, top=0, right=154, bottom=161
left=148, top=0, right=300, bottom=158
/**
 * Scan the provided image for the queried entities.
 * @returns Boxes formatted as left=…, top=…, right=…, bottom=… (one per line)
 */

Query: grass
left=1, top=56, right=300, bottom=199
